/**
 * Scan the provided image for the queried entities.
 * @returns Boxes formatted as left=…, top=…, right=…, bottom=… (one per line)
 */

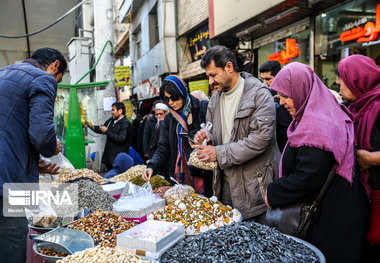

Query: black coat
left=274, top=98, right=292, bottom=153
left=267, top=146, right=369, bottom=263
left=369, top=116, right=380, bottom=189
left=148, top=95, right=208, bottom=180
left=93, top=116, right=132, bottom=170
left=143, top=115, right=157, bottom=156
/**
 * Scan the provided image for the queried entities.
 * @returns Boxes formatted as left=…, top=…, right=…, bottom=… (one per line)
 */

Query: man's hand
left=55, top=139, right=62, bottom=155
left=85, top=120, right=94, bottom=128
left=142, top=168, right=154, bottom=181
left=39, top=159, right=60, bottom=174
left=357, top=149, right=379, bottom=171
left=100, top=126, right=108, bottom=133
left=194, top=130, right=208, bottom=145
left=191, top=144, right=217, bottom=162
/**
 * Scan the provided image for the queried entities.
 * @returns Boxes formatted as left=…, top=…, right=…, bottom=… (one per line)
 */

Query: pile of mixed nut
left=188, top=151, right=218, bottom=170
left=60, top=168, right=108, bottom=184
left=67, top=210, right=135, bottom=247
left=38, top=248, right=69, bottom=258
left=110, top=165, right=147, bottom=182
left=149, top=194, right=242, bottom=234
left=56, top=246, right=152, bottom=263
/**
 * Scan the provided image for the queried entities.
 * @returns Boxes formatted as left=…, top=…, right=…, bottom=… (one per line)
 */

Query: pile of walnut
left=38, top=248, right=69, bottom=257
left=188, top=151, right=218, bottom=170
left=56, top=246, right=152, bottom=263
left=67, top=210, right=135, bottom=247
left=60, top=169, right=108, bottom=184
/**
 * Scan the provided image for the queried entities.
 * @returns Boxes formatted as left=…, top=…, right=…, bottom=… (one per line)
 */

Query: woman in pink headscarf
left=265, top=62, right=369, bottom=263
left=338, top=54, right=380, bottom=259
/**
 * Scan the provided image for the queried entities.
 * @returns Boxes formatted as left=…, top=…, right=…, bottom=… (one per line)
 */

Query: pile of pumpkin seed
left=76, top=179, right=116, bottom=212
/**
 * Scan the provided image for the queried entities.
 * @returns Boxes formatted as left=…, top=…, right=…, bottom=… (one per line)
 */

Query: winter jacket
left=143, top=115, right=157, bottom=156
left=93, top=116, right=132, bottom=170
left=0, top=60, right=58, bottom=196
left=148, top=95, right=208, bottom=180
left=207, top=72, right=281, bottom=219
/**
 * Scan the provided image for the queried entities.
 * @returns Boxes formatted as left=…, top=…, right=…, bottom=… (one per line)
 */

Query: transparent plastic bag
left=163, top=179, right=195, bottom=204
left=29, top=204, right=57, bottom=227
left=188, top=122, right=218, bottom=170
left=40, top=152, right=75, bottom=175
left=113, top=182, right=163, bottom=212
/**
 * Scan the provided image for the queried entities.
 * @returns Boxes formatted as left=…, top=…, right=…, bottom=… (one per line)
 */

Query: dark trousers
left=0, top=196, right=28, bottom=263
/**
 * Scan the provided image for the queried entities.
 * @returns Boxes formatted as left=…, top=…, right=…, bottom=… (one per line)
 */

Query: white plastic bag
left=113, top=182, right=163, bottom=212
left=40, top=153, right=75, bottom=175
left=188, top=122, right=218, bottom=170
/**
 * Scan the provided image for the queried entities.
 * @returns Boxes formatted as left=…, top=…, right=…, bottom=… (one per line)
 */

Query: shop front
left=254, top=18, right=311, bottom=75
left=314, top=0, right=380, bottom=91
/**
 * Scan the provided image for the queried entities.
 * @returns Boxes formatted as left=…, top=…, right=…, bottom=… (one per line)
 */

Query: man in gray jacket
left=193, top=46, right=280, bottom=221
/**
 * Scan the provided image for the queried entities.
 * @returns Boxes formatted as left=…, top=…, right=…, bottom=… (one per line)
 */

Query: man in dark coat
left=259, top=61, right=292, bottom=153
left=0, top=47, right=67, bottom=263
left=87, top=102, right=132, bottom=171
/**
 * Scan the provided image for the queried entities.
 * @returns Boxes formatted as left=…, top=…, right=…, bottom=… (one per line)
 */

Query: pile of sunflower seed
left=76, top=179, right=116, bottom=212
left=160, top=221, right=320, bottom=263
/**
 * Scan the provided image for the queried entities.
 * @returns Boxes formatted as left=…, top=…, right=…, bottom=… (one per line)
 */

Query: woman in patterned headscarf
left=142, top=75, right=212, bottom=196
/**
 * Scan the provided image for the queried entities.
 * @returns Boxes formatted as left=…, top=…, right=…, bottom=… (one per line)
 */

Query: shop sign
left=340, top=4, right=380, bottom=43
left=189, top=80, right=209, bottom=95
left=135, top=76, right=161, bottom=100
left=115, top=66, right=131, bottom=87
left=179, top=60, right=205, bottom=80
left=267, top=38, right=299, bottom=65
left=123, top=100, right=133, bottom=121
left=188, top=24, right=211, bottom=62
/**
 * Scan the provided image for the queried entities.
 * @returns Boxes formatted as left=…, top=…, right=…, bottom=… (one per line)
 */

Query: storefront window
left=258, top=29, right=310, bottom=70
left=315, top=0, right=380, bottom=91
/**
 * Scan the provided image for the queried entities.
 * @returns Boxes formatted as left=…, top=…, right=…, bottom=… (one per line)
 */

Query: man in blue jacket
left=0, top=47, right=67, bottom=262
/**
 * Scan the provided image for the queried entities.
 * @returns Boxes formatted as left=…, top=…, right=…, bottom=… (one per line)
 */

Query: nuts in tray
left=110, top=165, right=147, bottom=182
left=163, top=184, right=195, bottom=204
left=60, top=169, right=108, bottom=184
left=67, top=210, right=135, bottom=247
left=56, top=246, right=152, bottom=263
left=149, top=194, right=242, bottom=235
left=188, top=151, right=218, bottom=170
left=38, top=248, right=69, bottom=257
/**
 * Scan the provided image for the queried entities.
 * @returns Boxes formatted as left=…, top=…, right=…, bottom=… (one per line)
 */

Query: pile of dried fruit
left=153, top=186, right=172, bottom=198
left=57, top=246, right=152, bottom=263
left=160, top=221, right=320, bottom=263
left=110, top=165, right=147, bottom=182
left=38, top=248, right=69, bottom=257
left=148, top=194, right=242, bottom=234
left=67, top=210, right=135, bottom=247
left=60, top=169, right=107, bottom=184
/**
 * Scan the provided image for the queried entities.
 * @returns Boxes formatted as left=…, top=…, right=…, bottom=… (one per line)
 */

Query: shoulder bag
left=264, top=169, right=335, bottom=239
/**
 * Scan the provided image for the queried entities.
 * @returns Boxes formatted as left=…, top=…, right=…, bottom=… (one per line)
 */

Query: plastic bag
left=188, top=122, right=218, bottom=170
left=40, top=152, right=75, bottom=175
left=163, top=179, right=195, bottom=204
left=30, top=204, right=57, bottom=227
left=113, top=182, right=163, bottom=212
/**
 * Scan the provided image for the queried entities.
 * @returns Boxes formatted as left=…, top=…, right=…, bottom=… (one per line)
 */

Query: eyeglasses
left=155, top=112, right=164, bottom=116
left=162, top=94, right=180, bottom=103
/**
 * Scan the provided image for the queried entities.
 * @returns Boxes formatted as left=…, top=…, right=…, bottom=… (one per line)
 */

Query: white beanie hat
left=155, top=102, right=169, bottom=111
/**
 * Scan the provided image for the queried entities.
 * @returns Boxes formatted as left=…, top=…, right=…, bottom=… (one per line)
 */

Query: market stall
left=28, top=162, right=326, bottom=263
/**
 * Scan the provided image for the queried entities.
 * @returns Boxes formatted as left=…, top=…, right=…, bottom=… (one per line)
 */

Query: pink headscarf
left=339, top=55, right=380, bottom=194
left=271, top=62, right=355, bottom=183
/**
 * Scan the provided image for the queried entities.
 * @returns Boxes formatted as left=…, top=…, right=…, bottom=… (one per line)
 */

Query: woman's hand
left=142, top=168, right=153, bottom=181
left=357, top=149, right=380, bottom=171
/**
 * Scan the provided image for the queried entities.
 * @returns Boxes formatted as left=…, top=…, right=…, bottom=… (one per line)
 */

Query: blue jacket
left=0, top=60, right=58, bottom=196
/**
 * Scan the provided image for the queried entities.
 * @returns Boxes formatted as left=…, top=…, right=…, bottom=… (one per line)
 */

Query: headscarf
left=271, top=62, right=355, bottom=183
left=161, top=75, right=193, bottom=186
left=338, top=55, right=380, bottom=194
